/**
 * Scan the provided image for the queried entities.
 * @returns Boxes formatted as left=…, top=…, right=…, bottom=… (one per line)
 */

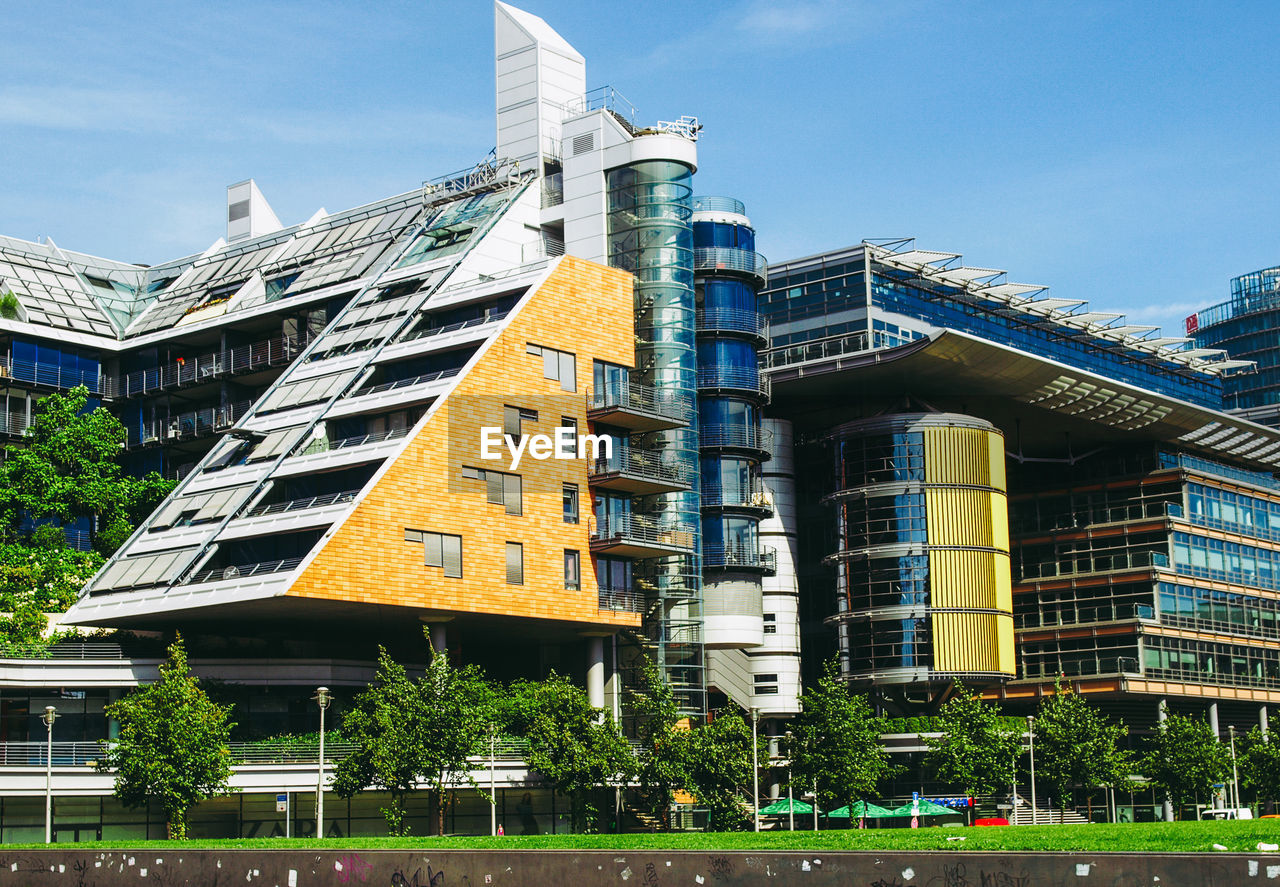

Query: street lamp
left=489, top=724, right=498, bottom=836
left=750, top=707, right=760, bottom=832
left=312, top=687, right=332, bottom=840
left=1229, top=725, right=1240, bottom=810
left=784, top=730, right=795, bottom=832
left=1027, top=715, right=1037, bottom=825
left=43, top=706, right=57, bottom=844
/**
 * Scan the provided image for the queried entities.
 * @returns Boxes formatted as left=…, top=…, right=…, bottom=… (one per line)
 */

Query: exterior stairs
left=1009, top=804, right=1090, bottom=825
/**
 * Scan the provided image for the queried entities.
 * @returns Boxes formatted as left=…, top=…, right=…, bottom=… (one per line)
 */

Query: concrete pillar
left=1208, top=702, right=1220, bottom=739
left=429, top=623, right=447, bottom=654
left=1158, top=699, right=1173, bottom=822
left=586, top=636, right=605, bottom=710
left=1262, top=705, right=1270, bottom=736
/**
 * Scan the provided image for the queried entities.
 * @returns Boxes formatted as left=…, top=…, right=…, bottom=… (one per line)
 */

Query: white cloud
left=0, top=86, right=185, bottom=134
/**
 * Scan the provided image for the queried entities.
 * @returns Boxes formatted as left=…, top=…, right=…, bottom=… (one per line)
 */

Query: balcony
left=587, top=382, right=692, bottom=432
left=692, top=196, right=746, bottom=216
left=703, top=544, right=776, bottom=574
left=111, top=333, right=313, bottom=399
left=292, top=426, right=411, bottom=459
left=693, top=247, right=768, bottom=285
left=588, top=451, right=694, bottom=495
left=242, top=489, right=361, bottom=519
left=598, top=585, right=645, bottom=614
left=1017, top=549, right=1169, bottom=582
left=696, top=366, right=770, bottom=400
left=591, top=516, right=697, bottom=559
left=696, top=308, right=768, bottom=343
left=701, top=481, right=772, bottom=516
left=399, top=310, right=508, bottom=345
left=0, top=357, right=104, bottom=395
left=699, top=423, right=771, bottom=455
left=187, top=556, right=305, bottom=585
left=127, top=400, right=253, bottom=448
left=762, top=331, right=871, bottom=371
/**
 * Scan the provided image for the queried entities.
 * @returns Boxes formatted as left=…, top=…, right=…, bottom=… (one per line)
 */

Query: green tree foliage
left=333, top=644, right=494, bottom=836
left=924, top=680, right=1021, bottom=802
left=0, top=385, right=173, bottom=555
left=685, top=709, right=759, bottom=831
left=1241, top=727, right=1280, bottom=803
left=1140, top=712, right=1232, bottom=818
left=626, top=660, right=689, bottom=829
left=788, top=659, right=897, bottom=813
left=98, top=636, right=235, bottom=839
left=510, top=672, right=634, bottom=833
left=1034, top=681, right=1132, bottom=813
left=0, top=292, right=20, bottom=320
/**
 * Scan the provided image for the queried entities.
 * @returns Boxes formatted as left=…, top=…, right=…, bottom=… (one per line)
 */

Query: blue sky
left=3, top=1, right=1278, bottom=336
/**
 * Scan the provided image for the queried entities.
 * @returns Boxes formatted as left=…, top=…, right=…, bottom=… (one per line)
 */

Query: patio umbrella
left=890, top=799, right=955, bottom=817
left=827, top=801, right=894, bottom=818
left=759, top=798, right=815, bottom=815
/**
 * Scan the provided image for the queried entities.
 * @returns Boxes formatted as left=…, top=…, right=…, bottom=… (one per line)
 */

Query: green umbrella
left=827, top=801, right=894, bottom=818
left=759, top=798, right=815, bottom=815
left=890, top=799, right=956, bottom=817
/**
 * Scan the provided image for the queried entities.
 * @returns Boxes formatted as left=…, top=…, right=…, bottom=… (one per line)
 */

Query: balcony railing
left=696, top=308, right=768, bottom=339
left=0, top=410, right=31, bottom=437
left=0, top=642, right=126, bottom=661
left=293, top=426, right=411, bottom=458
left=1013, top=501, right=1182, bottom=536
left=693, top=247, right=768, bottom=283
left=598, top=586, right=645, bottom=613
left=1017, top=550, right=1169, bottom=581
left=243, top=490, right=360, bottom=519
left=1015, top=603, right=1156, bottom=630
left=1020, top=656, right=1141, bottom=680
left=696, top=367, right=770, bottom=399
left=587, top=382, right=693, bottom=424
left=357, top=367, right=460, bottom=397
left=127, top=400, right=253, bottom=448
left=188, top=556, right=305, bottom=586
left=692, top=196, right=746, bottom=216
left=111, top=333, right=312, bottom=398
left=703, top=545, right=776, bottom=572
left=701, top=481, right=771, bottom=511
left=762, top=331, right=872, bottom=370
left=399, top=311, right=508, bottom=344
left=589, top=452, right=694, bottom=486
left=591, top=515, right=697, bottom=551
left=699, top=423, right=772, bottom=452
left=0, top=358, right=103, bottom=394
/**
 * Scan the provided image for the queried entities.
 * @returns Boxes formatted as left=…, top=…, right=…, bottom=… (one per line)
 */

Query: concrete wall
left=0, top=849, right=1265, bottom=887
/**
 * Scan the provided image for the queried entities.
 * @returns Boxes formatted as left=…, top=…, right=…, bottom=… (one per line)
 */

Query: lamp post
left=750, top=707, right=760, bottom=832
left=813, top=779, right=819, bottom=831
left=1229, top=725, right=1240, bottom=810
left=489, top=724, right=498, bottom=836
left=1027, top=715, right=1037, bottom=825
left=42, top=706, right=57, bottom=844
left=784, top=730, right=795, bottom=832
left=312, top=687, right=332, bottom=840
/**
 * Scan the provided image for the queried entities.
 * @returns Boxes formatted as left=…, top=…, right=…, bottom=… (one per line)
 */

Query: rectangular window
left=558, top=417, right=578, bottom=458
left=505, top=542, right=524, bottom=585
left=407, top=529, right=462, bottom=579
left=564, top=550, right=580, bottom=590
left=528, top=343, right=577, bottom=392
left=503, top=405, right=538, bottom=442
left=753, top=673, right=779, bottom=695
left=763, top=613, right=777, bottom=635
left=563, top=483, right=579, bottom=524
left=464, top=467, right=523, bottom=516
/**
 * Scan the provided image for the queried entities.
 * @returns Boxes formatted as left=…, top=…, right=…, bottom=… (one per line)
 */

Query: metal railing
left=127, top=400, right=253, bottom=448
left=563, top=86, right=639, bottom=128
left=0, top=642, right=125, bottom=661
left=293, top=426, right=410, bottom=458
left=696, top=367, right=770, bottom=399
left=399, top=310, right=508, bottom=344
left=0, top=742, right=104, bottom=767
left=587, top=382, right=693, bottom=423
left=703, top=545, right=776, bottom=572
left=0, top=358, right=103, bottom=394
left=1020, top=656, right=1141, bottom=680
left=693, top=247, right=768, bottom=283
left=188, top=556, right=305, bottom=586
left=1015, top=603, right=1155, bottom=630
left=0, top=410, right=32, bottom=437
left=243, top=490, right=360, bottom=519
left=701, top=481, right=771, bottom=511
left=696, top=308, right=768, bottom=338
left=762, top=331, right=873, bottom=370
left=598, top=586, right=645, bottom=613
left=692, top=196, right=746, bottom=216
left=227, top=741, right=358, bottom=764
left=590, top=452, right=694, bottom=486
left=111, top=334, right=312, bottom=399
left=1013, top=501, right=1182, bottom=535
left=699, top=423, right=772, bottom=452
left=591, top=515, right=697, bottom=551
left=1017, top=549, right=1169, bottom=580
left=357, top=367, right=460, bottom=397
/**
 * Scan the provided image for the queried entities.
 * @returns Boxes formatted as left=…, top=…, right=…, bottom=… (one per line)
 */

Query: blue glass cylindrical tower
left=692, top=196, right=772, bottom=649
left=607, top=160, right=705, bottom=715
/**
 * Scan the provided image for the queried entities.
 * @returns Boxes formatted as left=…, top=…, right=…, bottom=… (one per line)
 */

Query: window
left=563, top=483, right=580, bottom=524
left=505, top=542, right=524, bottom=585
left=504, top=405, right=538, bottom=441
left=564, top=550, right=580, bottom=590
left=463, top=466, right=522, bottom=515
left=558, top=417, right=578, bottom=457
left=406, top=529, right=462, bottom=579
left=763, top=613, right=777, bottom=635
left=527, top=343, right=577, bottom=392
left=753, top=673, right=779, bottom=695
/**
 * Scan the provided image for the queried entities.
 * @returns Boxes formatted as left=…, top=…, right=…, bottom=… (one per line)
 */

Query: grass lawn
left=5, top=820, right=1279, bottom=853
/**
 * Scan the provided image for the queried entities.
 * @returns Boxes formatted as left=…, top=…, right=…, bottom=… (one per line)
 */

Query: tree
left=98, top=635, right=235, bottom=839
left=333, top=644, right=493, bottom=836
left=1140, top=712, right=1231, bottom=819
left=511, top=672, right=634, bottom=833
left=0, top=385, right=173, bottom=554
left=625, top=660, right=689, bottom=829
left=789, top=658, right=897, bottom=814
left=1034, top=681, right=1132, bottom=816
left=684, top=709, right=760, bottom=831
left=924, top=680, right=1020, bottom=812
left=1241, top=727, right=1280, bottom=804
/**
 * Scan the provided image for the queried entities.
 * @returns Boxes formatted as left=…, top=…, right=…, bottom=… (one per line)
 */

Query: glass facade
left=1192, top=265, right=1280, bottom=410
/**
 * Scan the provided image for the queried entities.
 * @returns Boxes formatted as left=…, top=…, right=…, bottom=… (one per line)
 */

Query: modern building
left=1189, top=264, right=1280, bottom=426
